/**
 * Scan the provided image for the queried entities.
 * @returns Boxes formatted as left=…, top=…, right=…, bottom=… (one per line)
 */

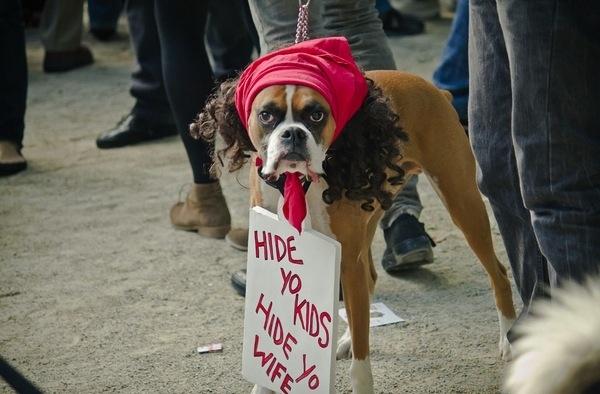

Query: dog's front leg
left=341, top=251, right=375, bottom=394
left=330, top=204, right=375, bottom=394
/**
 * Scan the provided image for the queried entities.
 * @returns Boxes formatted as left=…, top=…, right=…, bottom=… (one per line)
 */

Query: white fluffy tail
left=504, top=277, right=600, bottom=394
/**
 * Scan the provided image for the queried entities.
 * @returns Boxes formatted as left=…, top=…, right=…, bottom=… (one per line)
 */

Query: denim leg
left=379, top=176, right=422, bottom=229
left=247, top=0, right=327, bottom=55
left=496, top=0, right=600, bottom=284
left=470, top=0, right=565, bottom=309
left=0, top=0, right=27, bottom=148
left=322, top=0, right=396, bottom=70
left=126, top=0, right=173, bottom=125
left=432, top=0, right=469, bottom=121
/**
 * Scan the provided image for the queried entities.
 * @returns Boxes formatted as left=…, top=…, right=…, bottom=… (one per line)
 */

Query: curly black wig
left=190, top=76, right=408, bottom=212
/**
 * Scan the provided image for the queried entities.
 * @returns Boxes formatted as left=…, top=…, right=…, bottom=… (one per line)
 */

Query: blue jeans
left=248, top=0, right=423, bottom=225
left=433, top=0, right=468, bottom=121
left=469, top=0, right=600, bottom=310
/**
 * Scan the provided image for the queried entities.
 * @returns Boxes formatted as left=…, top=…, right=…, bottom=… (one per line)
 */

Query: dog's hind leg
left=415, top=127, right=516, bottom=360
left=329, top=202, right=380, bottom=393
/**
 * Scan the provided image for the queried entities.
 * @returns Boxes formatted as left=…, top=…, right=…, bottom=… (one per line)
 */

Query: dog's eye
left=258, top=111, right=275, bottom=124
left=310, top=111, right=324, bottom=122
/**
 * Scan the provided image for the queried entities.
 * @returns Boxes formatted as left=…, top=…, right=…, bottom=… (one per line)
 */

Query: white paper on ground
left=338, top=302, right=405, bottom=327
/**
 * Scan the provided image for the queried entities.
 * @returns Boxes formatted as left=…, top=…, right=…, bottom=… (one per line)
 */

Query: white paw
left=336, top=327, right=352, bottom=360
left=351, top=358, right=374, bottom=394
left=499, top=334, right=512, bottom=361
left=497, top=313, right=515, bottom=361
left=251, top=385, right=275, bottom=394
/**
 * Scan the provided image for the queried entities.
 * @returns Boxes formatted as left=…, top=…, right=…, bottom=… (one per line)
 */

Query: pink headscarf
left=235, top=37, right=368, bottom=232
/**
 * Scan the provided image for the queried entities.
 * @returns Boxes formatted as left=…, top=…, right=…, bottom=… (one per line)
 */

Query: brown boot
left=170, top=182, right=231, bottom=239
left=225, top=228, right=249, bottom=251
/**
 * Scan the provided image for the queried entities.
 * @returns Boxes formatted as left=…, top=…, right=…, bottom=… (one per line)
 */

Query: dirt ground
left=1, top=18, right=522, bottom=394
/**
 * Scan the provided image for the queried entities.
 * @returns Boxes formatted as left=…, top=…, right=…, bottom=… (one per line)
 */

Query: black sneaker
left=382, top=214, right=435, bottom=273
left=231, top=269, right=246, bottom=296
left=96, top=114, right=177, bottom=149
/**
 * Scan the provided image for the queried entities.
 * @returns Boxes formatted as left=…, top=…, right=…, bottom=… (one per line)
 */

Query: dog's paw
left=351, top=358, right=374, bottom=394
left=499, top=334, right=512, bottom=361
left=336, top=327, right=352, bottom=360
left=251, top=385, right=275, bottom=394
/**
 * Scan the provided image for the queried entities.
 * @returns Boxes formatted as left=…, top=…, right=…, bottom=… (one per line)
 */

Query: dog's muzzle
left=280, top=127, right=309, bottom=160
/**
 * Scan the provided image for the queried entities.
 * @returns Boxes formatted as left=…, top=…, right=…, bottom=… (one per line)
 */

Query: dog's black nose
left=280, top=127, right=306, bottom=145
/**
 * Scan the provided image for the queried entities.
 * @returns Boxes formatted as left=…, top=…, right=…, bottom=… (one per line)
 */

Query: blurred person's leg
left=495, top=2, right=600, bottom=284
left=96, top=0, right=176, bottom=149
left=206, top=0, right=257, bottom=82
left=88, top=0, right=124, bottom=41
left=469, top=0, right=548, bottom=326
left=154, top=1, right=231, bottom=238
left=0, top=0, right=28, bottom=176
left=391, top=0, right=439, bottom=19
left=432, top=0, right=468, bottom=123
left=40, top=0, right=93, bottom=72
left=376, top=0, right=425, bottom=36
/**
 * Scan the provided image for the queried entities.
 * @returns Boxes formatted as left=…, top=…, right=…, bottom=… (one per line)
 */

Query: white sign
left=339, top=302, right=405, bottom=328
left=242, top=207, right=341, bottom=394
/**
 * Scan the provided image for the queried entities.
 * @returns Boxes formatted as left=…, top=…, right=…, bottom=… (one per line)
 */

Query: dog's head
left=238, top=83, right=335, bottom=182
left=192, top=38, right=408, bottom=211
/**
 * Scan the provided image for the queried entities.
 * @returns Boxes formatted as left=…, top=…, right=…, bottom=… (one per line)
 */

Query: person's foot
left=43, top=46, right=94, bottom=73
left=231, top=269, right=246, bottom=296
left=170, top=182, right=231, bottom=239
left=90, top=28, right=117, bottom=42
left=380, top=9, right=425, bottom=36
left=96, top=114, right=177, bottom=149
left=382, top=213, right=435, bottom=273
left=0, top=141, right=27, bottom=177
left=225, top=228, right=248, bottom=251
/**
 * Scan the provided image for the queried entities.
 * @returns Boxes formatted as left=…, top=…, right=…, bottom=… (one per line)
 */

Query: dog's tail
left=504, top=276, right=600, bottom=394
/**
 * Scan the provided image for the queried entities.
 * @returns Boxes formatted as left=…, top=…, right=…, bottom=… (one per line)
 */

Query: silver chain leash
left=295, top=0, right=311, bottom=44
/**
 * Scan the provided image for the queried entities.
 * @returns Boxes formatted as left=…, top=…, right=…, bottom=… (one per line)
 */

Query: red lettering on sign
left=295, top=354, right=320, bottom=389
left=255, top=293, right=298, bottom=358
left=292, top=294, right=331, bottom=348
left=275, top=235, right=286, bottom=262
left=254, top=231, right=304, bottom=265
left=280, top=374, right=293, bottom=394
left=280, top=268, right=302, bottom=295
left=254, top=335, right=295, bottom=393
left=318, top=312, right=331, bottom=348
left=267, top=232, right=274, bottom=261
left=293, top=293, right=307, bottom=330
left=254, top=231, right=267, bottom=260
left=253, top=335, right=273, bottom=367
left=270, top=362, right=287, bottom=383
left=255, top=293, right=272, bottom=331
left=286, top=236, right=303, bottom=265
left=282, top=333, right=297, bottom=360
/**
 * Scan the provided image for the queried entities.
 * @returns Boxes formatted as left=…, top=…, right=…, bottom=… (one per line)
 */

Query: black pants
left=126, top=0, right=256, bottom=183
left=0, top=0, right=28, bottom=149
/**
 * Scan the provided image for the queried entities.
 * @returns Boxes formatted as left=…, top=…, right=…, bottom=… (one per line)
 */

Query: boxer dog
left=192, top=37, right=516, bottom=394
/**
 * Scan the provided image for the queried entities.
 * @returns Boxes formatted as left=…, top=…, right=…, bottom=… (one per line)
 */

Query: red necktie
left=282, top=172, right=307, bottom=233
